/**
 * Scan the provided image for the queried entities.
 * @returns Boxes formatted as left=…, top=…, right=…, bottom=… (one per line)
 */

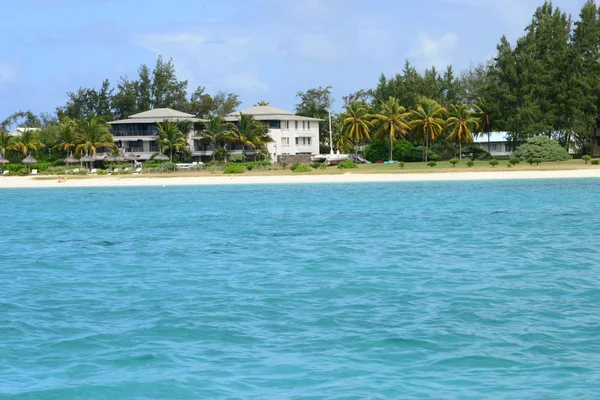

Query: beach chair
left=135, top=167, right=142, bottom=174
left=90, top=169, right=97, bottom=174
left=2, top=170, right=9, bottom=176
left=114, top=168, right=121, bottom=173
left=30, top=169, right=38, bottom=175
left=124, top=167, right=132, bottom=172
left=73, top=168, right=80, bottom=173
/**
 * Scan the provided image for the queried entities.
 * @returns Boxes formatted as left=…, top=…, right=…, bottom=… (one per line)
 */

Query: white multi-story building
left=108, top=108, right=202, bottom=160
left=473, top=132, right=513, bottom=157
left=192, top=105, right=321, bottom=162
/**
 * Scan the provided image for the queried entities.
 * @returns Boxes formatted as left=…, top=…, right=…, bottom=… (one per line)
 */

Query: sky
left=0, top=0, right=589, bottom=118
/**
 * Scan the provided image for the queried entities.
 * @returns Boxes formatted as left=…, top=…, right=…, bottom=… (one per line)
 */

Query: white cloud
left=410, top=33, right=459, bottom=70
left=225, top=73, right=269, bottom=92
left=0, top=61, right=18, bottom=84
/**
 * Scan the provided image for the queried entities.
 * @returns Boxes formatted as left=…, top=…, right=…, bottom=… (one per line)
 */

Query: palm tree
left=176, top=120, right=194, bottom=138
left=230, top=113, right=268, bottom=160
left=473, top=99, right=498, bottom=158
left=0, top=132, right=13, bottom=157
left=75, top=117, right=115, bottom=170
left=200, top=116, right=231, bottom=161
left=342, top=102, right=373, bottom=158
left=11, top=129, right=45, bottom=156
left=157, top=120, right=187, bottom=162
left=53, top=119, right=78, bottom=156
left=409, top=97, right=447, bottom=162
left=446, top=105, right=479, bottom=160
left=255, top=100, right=270, bottom=106
left=371, top=97, right=410, bottom=161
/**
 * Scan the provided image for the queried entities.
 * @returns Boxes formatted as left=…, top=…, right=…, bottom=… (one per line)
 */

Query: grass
left=29, top=159, right=595, bottom=180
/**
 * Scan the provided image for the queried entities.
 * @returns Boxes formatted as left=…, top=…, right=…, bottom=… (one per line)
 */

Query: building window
left=295, top=121, right=299, bottom=130
left=307, top=121, right=311, bottom=130
left=284, top=121, right=289, bottom=130
left=307, top=137, right=311, bottom=146
left=295, top=137, right=299, bottom=146
left=491, top=144, right=498, bottom=151
left=302, top=121, right=306, bottom=130
left=268, top=121, right=281, bottom=129
left=149, top=141, right=159, bottom=152
left=282, top=137, right=290, bottom=146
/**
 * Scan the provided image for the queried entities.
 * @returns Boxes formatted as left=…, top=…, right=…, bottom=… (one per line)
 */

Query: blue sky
left=0, top=0, right=588, bottom=118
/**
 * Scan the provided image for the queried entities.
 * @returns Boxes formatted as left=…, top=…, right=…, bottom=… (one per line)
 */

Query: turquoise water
left=1, top=180, right=600, bottom=399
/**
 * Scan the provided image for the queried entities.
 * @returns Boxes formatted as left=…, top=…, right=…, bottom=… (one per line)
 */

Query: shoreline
left=1, top=169, right=600, bottom=189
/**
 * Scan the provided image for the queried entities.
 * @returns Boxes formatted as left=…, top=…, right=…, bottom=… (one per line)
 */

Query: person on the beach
left=57, top=176, right=62, bottom=183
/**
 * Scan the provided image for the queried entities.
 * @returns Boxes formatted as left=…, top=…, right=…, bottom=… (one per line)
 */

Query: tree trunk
left=459, top=142, right=462, bottom=160
left=488, top=131, right=491, bottom=159
left=389, top=136, right=393, bottom=162
left=425, top=130, right=429, bottom=163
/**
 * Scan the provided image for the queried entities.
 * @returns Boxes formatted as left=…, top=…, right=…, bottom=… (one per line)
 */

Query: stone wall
left=277, top=155, right=312, bottom=165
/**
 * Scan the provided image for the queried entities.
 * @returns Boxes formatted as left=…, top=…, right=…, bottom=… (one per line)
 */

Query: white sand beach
left=1, top=169, right=600, bottom=189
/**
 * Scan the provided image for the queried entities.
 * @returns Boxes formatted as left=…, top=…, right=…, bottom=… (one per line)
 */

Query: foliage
left=371, top=97, right=410, bottom=160
left=398, top=161, right=405, bottom=168
left=338, top=160, right=358, bottom=169
left=408, top=97, right=446, bottom=162
left=74, top=117, right=115, bottom=156
left=582, top=155, right=592, bottom=164
left=427, top=161, right=437, bottom=167
left=592, top=160, right=600, bottom=165
left=160, top=162, right=177, bottom=172
left=527, top=158, right=535, bottom=165
left=224, top=164, right=245, bottom=174
left=11, top=129, right=45, bottom=156
left=533, top=158, right=543, bottom=165
left=507, top=163, right=513, bottom=167
left=462, top=145, right=490, bottom=161
left=228, top=154, right=246, bottom=162
left=467, top=160, right=475, bottom=167
left=157, top=121, right=187, bottom=161
left=445, top=104, right=479, bottom=150
left=342, top=101, right=373, bottom=146
left=509, top=156, right=521, bottom=165
left=449, top=158, right=459, bottom=166
left=513, top=136, right=572, bottom=161
left=213, top=147, right=229, bottom=162
left=292, top=164, right=312, bottom=173
left=230, top=113, right=272, bottom=158
left=489, top=159, right=499, bottom=167
left=295, top=86, right=332, bottom=138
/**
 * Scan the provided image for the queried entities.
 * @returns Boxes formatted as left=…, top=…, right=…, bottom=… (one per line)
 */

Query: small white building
left=8, top=127, right=41, bottom=137
left=473, top=132, right=513, bottom=156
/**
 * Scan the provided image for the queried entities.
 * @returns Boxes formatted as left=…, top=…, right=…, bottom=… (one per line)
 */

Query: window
left=284, top=121, right=289, bottom=130
left=303, top=121, right=306, bottom=130
left=505, top=144, right=510, bottom=152
left=295, top=138, right=299, bottom=146
left=491, top=144, right=498, bottom=151
left=149, top=141, right=159, bottom=152
left=282, top=137, right=290, bottom=146
left=307, top=137, right=311, bottom=146
left=295, top=121, right=299, bottom=130
left=268, top=121, right=281, bottom=129
left=307, top=121, right=311, bottom=130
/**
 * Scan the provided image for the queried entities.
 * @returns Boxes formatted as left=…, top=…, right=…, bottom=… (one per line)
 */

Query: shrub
left=429, top=153, right=442, bottom=162
left=213, top=148, right=229, bottom=162
left=466, top=160, right=474, bottom=167
left=161, top=162, right=177, bottom=172
left=246, top=164, right=254, bottom=171
left=45, top=166, right=66, bottom=175
left=513, top=136, right=571, bottom=161
left=290, top=163, right=301, bottom=170
left=507, top=163, right=513, bottom=168
left=462, top=146, right=491, bottom=160
left=509, top=157, right=521, bottom=165
left=97, top=169, right=109, bottom=175
left=592, top=160, right=599, bottom=165
left=449, top=158, right=459, bottom=167
left=398, top=162, right=405, bottom=169
left=224, top=165, right=245, bottom=174
left=392, top=140, right=414, bottom=161
left=582, top=155, right=592, bottom=164
left=427, top=161, right=437, bottom=167
left=489, top=159, right=499, bottom=167
left=319, top=163, right=327, bottom=170
left=311, top=162, right=321, bottom=169
left=292, top=164, right=312, bottom=173
left=533, top=158, right=543, bottom=166
left=338, top=160, right=358, bottom=169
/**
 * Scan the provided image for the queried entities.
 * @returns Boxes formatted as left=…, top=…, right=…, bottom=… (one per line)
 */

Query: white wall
left=268, top=119, right=320, bottom=160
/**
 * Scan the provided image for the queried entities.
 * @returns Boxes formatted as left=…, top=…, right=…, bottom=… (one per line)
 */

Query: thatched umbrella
left=103, top=154, right=116, bottom=162
left=115, top=154, right=127, bottom=163
left=65, top=154, right=78, bottom=175
left=80, top=154, right=95, bottom=171
left=154, top=152, right=169, bottom=162
left=22, top=155, right=37, bottom=172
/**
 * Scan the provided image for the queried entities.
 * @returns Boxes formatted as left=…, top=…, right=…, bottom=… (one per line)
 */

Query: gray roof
left=109, top=108, right=204, bottom=125
left=225, top=105, right=323, bottom=122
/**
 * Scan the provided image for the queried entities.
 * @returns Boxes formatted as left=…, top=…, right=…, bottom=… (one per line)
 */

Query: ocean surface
left=1, top=180, right=600, bottom=399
